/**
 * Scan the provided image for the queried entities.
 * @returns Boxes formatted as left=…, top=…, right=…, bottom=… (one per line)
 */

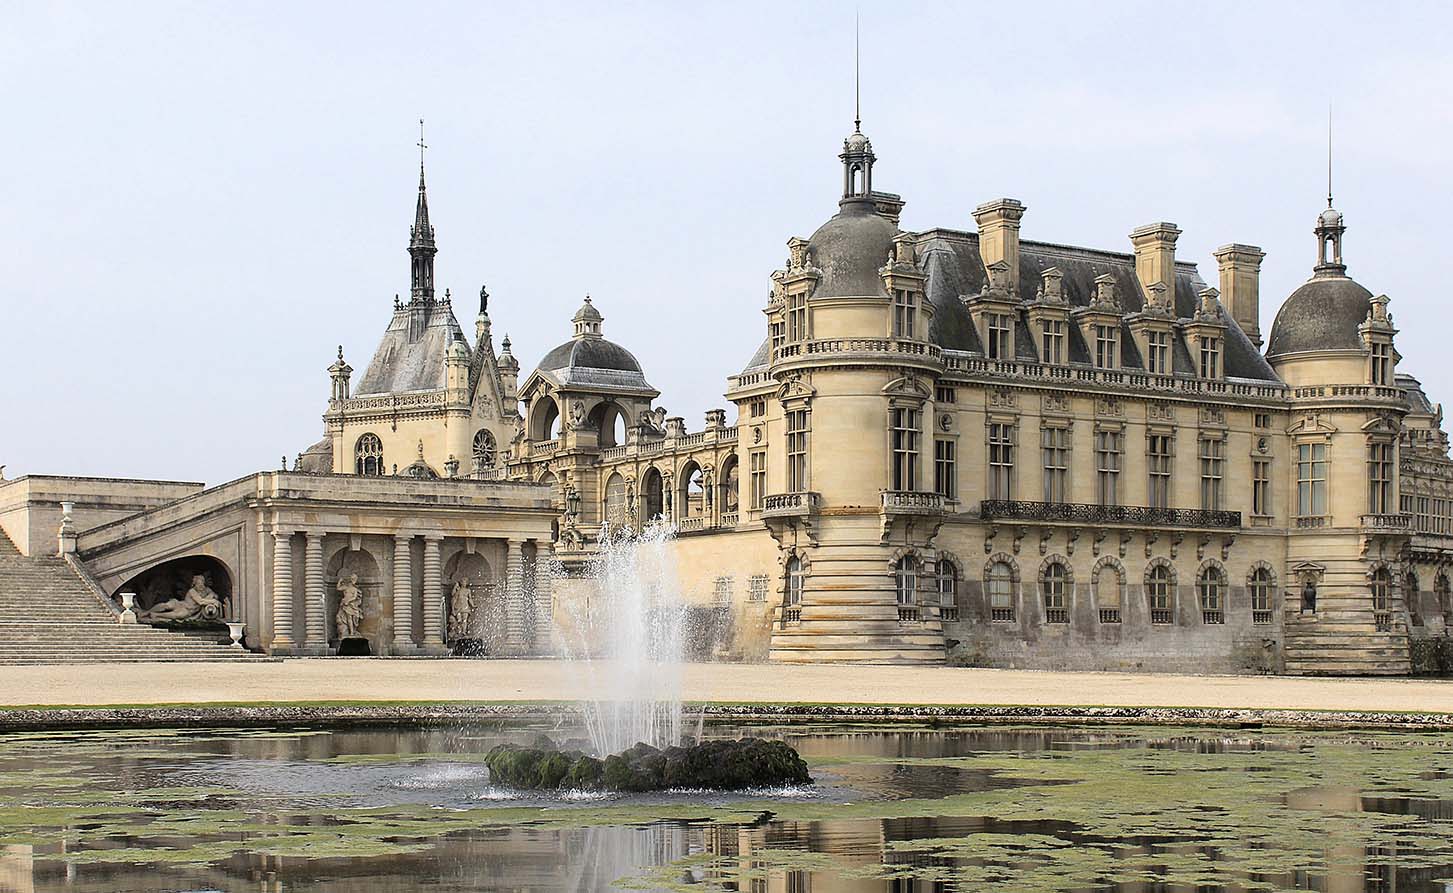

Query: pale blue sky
left=2, top=1, right=1450, bottom=483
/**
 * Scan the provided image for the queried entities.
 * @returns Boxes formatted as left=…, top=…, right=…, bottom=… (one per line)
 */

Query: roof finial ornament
left=417, top=117, right=428, bottom=183
left=1326, top=103, right=1334, bottom=209
left=337, top=344, right=344, bottom=362
left=479, top=284, right=489, bottom=314
left=853, top=8, right=861, bottom=134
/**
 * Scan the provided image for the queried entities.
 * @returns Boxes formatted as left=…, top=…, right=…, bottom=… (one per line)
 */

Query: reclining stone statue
left=140, top=574, right=225, bottom=623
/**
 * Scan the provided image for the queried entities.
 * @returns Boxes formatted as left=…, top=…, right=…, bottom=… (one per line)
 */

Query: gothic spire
left=408, top=119, right=437, bottom=301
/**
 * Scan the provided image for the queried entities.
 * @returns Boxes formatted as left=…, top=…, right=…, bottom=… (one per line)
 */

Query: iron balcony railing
left=979, top=500, right=1240, bottom=530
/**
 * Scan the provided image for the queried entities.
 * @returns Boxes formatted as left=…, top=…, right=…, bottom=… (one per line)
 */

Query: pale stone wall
left=0, top=476, right=203, bottom=557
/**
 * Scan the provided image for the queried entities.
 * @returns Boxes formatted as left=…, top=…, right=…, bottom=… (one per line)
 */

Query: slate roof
left=354, top=301, right=470, bottom=395
left=1265, top=271, right=1373, bottom=358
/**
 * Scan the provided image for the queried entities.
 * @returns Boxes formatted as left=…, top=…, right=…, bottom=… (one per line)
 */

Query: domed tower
left=1267, top=199, right=1410, bottom=675
left=516, top=297, right=659, bottom=534
left=754, top=124, right=945, bottom=665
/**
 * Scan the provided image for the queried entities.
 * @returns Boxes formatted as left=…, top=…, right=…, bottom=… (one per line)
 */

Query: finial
left=854, top=9, right=861, bottom=133
left=281, top=455, right=288, bottom=471
left=1326, top=103, right=1333, bottom=208
left=394, top=293, right=401, bottom=309
left=417, top=118, right=428, bottom=181
left=444, top=287, right=451, bottom=303
left=417, top=439, right=425, bottom=459
left=479, top=284, right=489, bottom=314
left=502, top=333, right=512, bottom=351
left=337, top=344, right=344, bottom=362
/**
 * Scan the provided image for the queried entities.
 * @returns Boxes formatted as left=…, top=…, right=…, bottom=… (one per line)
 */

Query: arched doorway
left=679, top=460, right=704, bottom=521
left=529, top=397, right=562, bottom=442
left=444, top=551, right=498, bottom=654
left=720, top=455, right=739, bottom=517
left=326, top=547, right=382, bottom=653
left=641, top=467, right=664, bottom=523
left=118, top=556, right=233, bottom=625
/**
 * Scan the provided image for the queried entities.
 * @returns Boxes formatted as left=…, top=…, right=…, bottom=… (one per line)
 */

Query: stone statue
left=141, top=574, right=224, bottom=623
left=1300, top=577, right=1318, bottom=614
left=336, top=574, right=364, bottom=638
left=448, top=579, right=475, bottom=641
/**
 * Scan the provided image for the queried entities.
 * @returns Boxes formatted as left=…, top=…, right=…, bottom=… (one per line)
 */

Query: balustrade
left=979, top=500, right=1240, bottom=529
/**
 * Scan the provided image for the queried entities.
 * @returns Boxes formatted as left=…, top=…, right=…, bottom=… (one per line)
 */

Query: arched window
left=1406, top=570, right=1423, bottom=626
left=987, top=561, right=1015, bottom=622
left=355, top=433, right=384, bottom=476
left=680, top=461, right=704, bottom=521
left=641, top=468, right=664, bottom=522
left=784, top=556, right=805, bottom=624
left=937, top=559, right=959, bottom=622
left=1371, top=567, right=1392, bottom=631
left=1147, top=564, right=1173, bottom=624
left=1096, top=563, right=1122, bottom=624
left=1437, top=573, right=1452, bottom=627
left=721, top=457, right=740, bottom=516
left=895, top=555, right=918, bottom=610
left=1249, top=567, right=1274, bottom=624
left=1041, top=561, right=1068, bottom=624
left=471, top=429, right=496, bottom=473
left=1198, top=565, right=1226, bottom=624
left=604, top=474, right=627, bottom=529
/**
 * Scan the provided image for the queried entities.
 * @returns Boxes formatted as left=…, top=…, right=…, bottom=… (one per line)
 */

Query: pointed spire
left=408, top=118, right=437, bottom=301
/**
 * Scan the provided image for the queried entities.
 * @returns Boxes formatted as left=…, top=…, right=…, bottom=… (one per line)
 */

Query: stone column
left=505, top=538, right=526, bottom=654
left=392, top=534, right=414, bottom=655
left=303, top=531, right=327, bottom=654
left=531, top=540, right=554, bottom=655
left=270, top=528, right=295, bottom=654
left=422, top=535, right=445, bottom=654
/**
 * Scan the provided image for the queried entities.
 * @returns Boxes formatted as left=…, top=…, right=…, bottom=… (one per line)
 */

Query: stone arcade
left=3, top=115, right=1451, bottom=673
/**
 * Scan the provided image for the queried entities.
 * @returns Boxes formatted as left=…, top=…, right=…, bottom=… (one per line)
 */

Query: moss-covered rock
left=484, top=737, right=811, bottom=792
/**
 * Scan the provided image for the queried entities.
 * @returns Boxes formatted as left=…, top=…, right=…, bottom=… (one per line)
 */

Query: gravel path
left=2, top=659, right=1448, bottom=714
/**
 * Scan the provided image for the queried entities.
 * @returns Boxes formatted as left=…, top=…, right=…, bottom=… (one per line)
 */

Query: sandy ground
left=0, top=659, right=1449, bottom=712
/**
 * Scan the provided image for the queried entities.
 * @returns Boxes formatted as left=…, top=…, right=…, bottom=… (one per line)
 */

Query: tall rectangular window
left=890, top=407, right=920, bottom=491
left=1040, top=319, right=1065, bottom=364
left=1370, top=341, right=1392, bottom=385
left=1096, top=430, right=1122, bottom=506
left=986, top=313, right=1013, bottom=360
left=934, top=439, right=956, bottom=500
left=988, top=422, right=1015, bottom=500
left=1368, top=441, right=1393, bottom=513
left=1094, top=324, right=1118, bottom=369
left=1145, top=330, right=1170, bottom=374
left=1297, top=442, right=1328, bottom=517
left=1252, top=458, right=1271, bottom=517
left=1041, top=426, right=1069, bottom=503
left=1198, top=336, right=1222, bottom=379
left=1148, top=434, right=1173, bottom=509
left=787, top=293, right=808, bottom=342
left=786, top=409, right=809, bottom=492
left=893, top=289, right=917, bottom=339
left=1200, top=437, right=1224, bottom=510
left=770, top=320, right=785, bottom=352
left=749, top=450, right=767, bottom=509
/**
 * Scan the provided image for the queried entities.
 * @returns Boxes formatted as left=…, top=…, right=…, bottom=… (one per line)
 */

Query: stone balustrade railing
left=762, top=491, right=820, bottom=519
left=772, top=337, right=943, bottom=366
left=1360, top=512, right=1412, bottom=533
left=529, top=439, right=560, bottom=458
left=881, top=491, right=946, bottom=515
left=942, top=354, right=1287, bottom=401
left=979, top=499, right=1241, bottom=530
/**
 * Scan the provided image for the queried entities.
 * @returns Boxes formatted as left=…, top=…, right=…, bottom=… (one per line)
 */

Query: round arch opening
left=117, top=555, right=233, bottom=625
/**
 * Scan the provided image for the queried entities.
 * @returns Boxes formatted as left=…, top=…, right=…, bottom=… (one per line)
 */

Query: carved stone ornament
left=335, top=574, right=364, bottom=639
left=989, top=387, right=1017, bottom=408
left=1147, top=402, right=1174, bottom=422
left=1095, top=397, right=1123, bottom=418
left=1043, top=393, right=1070, bottom=414
left=1199, top=405, right=1226, bottom=426
left=569, top=399, right=586, bottom=430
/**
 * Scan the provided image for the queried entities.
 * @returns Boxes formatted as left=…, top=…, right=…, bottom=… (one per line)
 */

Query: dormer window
left=986, top=313, right=1013, bottom=360
left=893, top=289, right=917, bottom=339
left=1145, top=331, right=1171, bottom=374
left=1094, top=324, right=1118, bottom=369
left=1040, top=319, right=1065, bottom=364
left=787, top=292, right=808, bottom=342
left=1370, top=341, right=1392, bottom=385
left=1198, top=336, right=1222, bottom=379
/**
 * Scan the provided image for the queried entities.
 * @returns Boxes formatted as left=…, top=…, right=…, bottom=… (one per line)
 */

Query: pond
left=0, top=721, right=1450, bottom=891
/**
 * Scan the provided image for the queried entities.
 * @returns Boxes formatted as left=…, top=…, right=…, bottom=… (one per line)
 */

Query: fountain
left=485, top=521, right=811, bottom=792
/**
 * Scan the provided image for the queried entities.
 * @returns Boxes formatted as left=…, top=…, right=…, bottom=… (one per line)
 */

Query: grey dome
left=538, top=337, right=643, bottom=374
left=844, top=131, right=871, bottom=152
left=806, top=202, right=899, bottom=298
left=1266, top=272, right=1373, bottom=358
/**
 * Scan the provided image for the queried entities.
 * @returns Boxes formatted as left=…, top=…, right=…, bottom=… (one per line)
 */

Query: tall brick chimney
left=1212, top=244, right=1267, bottom=349
left=973, top=199, right=1027, bottom=296
left=1129, top=222, right=1182, bottom=309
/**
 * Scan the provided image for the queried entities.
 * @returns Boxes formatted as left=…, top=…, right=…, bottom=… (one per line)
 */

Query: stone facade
left=5, top=120, right=1450, bottom=673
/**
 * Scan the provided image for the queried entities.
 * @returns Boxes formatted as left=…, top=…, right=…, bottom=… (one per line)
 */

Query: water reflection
left=0, top=725, right=1449, bottom=892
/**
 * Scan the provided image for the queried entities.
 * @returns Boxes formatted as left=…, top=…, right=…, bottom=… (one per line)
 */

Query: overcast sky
left=3, top=1, right=1450, bottom=484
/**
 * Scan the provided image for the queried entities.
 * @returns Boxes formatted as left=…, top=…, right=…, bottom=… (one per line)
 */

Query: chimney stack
left=1212, top=244, right=1266, bottom=348
left=973, top=199, right=1027, bottom=296
left=1129, top=222, right=1182, bottom=310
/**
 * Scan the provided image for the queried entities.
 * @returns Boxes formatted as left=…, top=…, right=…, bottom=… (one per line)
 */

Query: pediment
left=1287, top=413, right=1337, bottom=436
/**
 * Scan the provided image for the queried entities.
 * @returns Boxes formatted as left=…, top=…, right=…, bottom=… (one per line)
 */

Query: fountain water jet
left=560, top=521, right=689, bottom=757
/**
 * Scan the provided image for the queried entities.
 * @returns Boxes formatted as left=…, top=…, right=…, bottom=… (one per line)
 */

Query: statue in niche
left=336, top=573, right=364, bottom=639
left=1300, top=576, right=1318, bottom=614
left=448, top=579, right=476, bottom=641
left=141, top=574, right=225, bottom=623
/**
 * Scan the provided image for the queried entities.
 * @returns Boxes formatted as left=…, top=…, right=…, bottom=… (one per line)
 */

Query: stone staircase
left=1283, top=610, right=1411, bottom=676
left=0, top=529, right=258, bottom=664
